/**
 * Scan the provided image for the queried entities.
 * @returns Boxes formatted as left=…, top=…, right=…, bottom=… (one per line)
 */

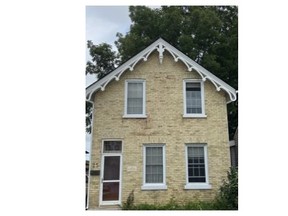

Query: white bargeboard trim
left=86, top=38, right=237, bottom=103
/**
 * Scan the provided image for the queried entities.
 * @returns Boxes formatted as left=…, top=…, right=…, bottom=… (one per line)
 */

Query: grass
left=122, top=201, right=218, bottom=210
left=122, top=168, right=238, bottom=210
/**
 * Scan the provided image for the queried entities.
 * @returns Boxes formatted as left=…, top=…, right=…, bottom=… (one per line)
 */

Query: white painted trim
left=86, top=38, right=237, bottom=103
left=142, top=144, right=167, bottom=190
left=183, top=114, right=207, bottom=118
left=99, top=140, right=123, bottom=206
left=141, top=184, right=167, bottom=190
left=185, top=144, right=212, bottom=190
left=183, top=79, right=206, bottom=117
left=124, top=79, right=146, bottom=117
left=184, top=183, right=212, bottom=190
left=122, top=115, right=147, bottom=118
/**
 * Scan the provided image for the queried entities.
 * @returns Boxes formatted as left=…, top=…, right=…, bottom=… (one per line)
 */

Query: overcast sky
left=85, top=6, right=160, bottom=87
left=85, top=6, right=132, bottom=87
left=85, top=6, right=162, bottom=159
left=85, top=6, right=132, bottom=159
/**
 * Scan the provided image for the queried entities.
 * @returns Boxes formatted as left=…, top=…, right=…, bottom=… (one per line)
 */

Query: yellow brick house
left=86, top=38, right=237, bottom=209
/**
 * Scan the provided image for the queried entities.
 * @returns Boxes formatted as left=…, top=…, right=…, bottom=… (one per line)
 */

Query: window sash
left=126, top=81, right=144, bottom=115
left=187, top=146, right=206, bottom=183
left=186, top=82, right=202, bottom=114
left=145, top=146, right=164, bottom=184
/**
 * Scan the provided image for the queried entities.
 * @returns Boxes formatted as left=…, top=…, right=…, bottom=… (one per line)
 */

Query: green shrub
left=122, top=168, right=238, bottom=210
left=184, top=201, right=216, bottom=210
left=214, top=167, right=238, bottom=210
left=122, top=190, right=135, bottom=210
left=133, top=203, right=158, bottom=210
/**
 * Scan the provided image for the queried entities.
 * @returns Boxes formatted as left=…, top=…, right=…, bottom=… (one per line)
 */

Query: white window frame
left=183, top=79, right=207, bottom=118
left=123, top=79, right=147, bottom=118
left=102, top=139, right=123, bottom=154
left=99, top=139, right=123, bottom=205
left=141, top=144, right=167, bottom=190
left=185, top=144, right=211, bottom=190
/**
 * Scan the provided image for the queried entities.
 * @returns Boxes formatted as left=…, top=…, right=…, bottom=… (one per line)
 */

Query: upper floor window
left=183, top=80, right=206, bottom=118
left=124, top=80, right=146, bottom=118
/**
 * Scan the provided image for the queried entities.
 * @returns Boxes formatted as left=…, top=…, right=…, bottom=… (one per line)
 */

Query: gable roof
left=86, top=38, right=237, bottom=103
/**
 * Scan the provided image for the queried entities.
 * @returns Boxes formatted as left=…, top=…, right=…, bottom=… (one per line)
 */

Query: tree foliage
left=86, top=6, right=238, bottom=137
left=85, top=101, right=93, bottom=133
left=115, top=6, right=238, bottom=87
left=86, top=41, right=119, bottom=79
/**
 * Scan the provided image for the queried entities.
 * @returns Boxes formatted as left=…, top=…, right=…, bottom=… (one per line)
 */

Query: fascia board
left=86, top=38, right=237, bottom=102
left=161, top=39, right=236, bottom=94
left=86, top=39, right=163, bottom=100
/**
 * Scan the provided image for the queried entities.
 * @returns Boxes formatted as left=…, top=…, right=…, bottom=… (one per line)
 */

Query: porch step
left=92, top=205, right=121, bottom=210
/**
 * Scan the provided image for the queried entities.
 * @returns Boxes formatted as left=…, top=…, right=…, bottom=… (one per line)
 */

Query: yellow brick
left=88, top=51, right=230, bottom=207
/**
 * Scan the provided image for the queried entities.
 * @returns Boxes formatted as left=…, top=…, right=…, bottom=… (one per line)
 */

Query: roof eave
left=86, top=38, right=237, bottom=103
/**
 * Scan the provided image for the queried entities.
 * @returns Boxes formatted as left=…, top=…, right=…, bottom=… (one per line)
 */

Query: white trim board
left=86, top=38, right=237, bottom=103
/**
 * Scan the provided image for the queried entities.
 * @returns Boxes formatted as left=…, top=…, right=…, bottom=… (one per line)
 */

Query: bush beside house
left=123, top=167, right=238, bottom=210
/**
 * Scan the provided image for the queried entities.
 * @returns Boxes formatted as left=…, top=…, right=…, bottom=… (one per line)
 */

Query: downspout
left=86, top=99, right=94, bottom=210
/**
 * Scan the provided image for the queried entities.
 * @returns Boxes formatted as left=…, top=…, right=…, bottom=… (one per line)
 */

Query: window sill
left=141, top=184, right=167, bottom=191
left=183, top=114, right=207, bottom=118
left=184, top=183, right=212, bottom=190
left=123, top=114, right=147, bottom=119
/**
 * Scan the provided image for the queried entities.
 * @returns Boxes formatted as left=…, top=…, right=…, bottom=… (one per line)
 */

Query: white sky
left=85, top=6, right=131, bottom=87
left=85, top=6, right=161, bottom=87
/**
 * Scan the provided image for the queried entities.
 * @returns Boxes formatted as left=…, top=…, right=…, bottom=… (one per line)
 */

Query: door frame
left=99, top=140, right=123, bottom=206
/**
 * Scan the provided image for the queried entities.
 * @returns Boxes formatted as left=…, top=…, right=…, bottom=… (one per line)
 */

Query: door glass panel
left=103, top=156, right=120, bottom=180
left=102, top=182, right=119, bottom=201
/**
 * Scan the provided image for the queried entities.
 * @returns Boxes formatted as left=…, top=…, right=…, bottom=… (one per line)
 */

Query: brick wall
left=88, top=51, right=230, bottom=207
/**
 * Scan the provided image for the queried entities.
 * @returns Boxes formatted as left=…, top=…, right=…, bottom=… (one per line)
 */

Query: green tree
left=115, top=6, right=238, bottom=138
left=86, top=41, right=119, bottom=79
left=86, top=101, right=93, bottom=133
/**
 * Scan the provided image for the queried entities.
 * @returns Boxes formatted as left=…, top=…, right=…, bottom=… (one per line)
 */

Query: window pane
left=186, top=82, right=202, bottom=114
left=103, top=141, right=122, bottom=153
left=102, top=182, right=119, bottom=201
left=103, top=156, right=120, bottom=180
left=189, top=177, right=206, bottom=182
left=187, top=146, right=206, bottom=183
left=127, top=82, right=143, bottom=114
left=145, top=146, right=163, bottom=183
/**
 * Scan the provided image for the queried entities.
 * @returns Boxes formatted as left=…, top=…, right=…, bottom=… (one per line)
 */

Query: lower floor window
left=187, top=146, right=206, bottom=183
left=185, top=144, right=211, bottom=189
left=142, top=144, right=167, bottom=190
left=145, top=146, right=163, bottom=183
